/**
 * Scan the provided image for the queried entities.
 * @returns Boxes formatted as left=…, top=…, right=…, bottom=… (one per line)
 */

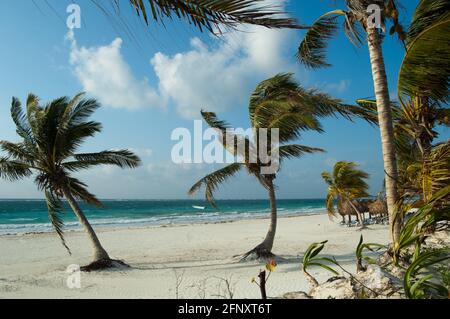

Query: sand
left=0, top=213, right=390, bottom=299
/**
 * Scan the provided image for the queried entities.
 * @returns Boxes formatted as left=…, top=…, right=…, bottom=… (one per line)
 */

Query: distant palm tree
left=297, top=0, right=404, bottom=244
left=189, top=73, right=356, bottom=260
left=322, top=161, right=370, bottom=227
left=0, top=94, right=141, bottom=271
left=95, top=0, right=303, bottom=33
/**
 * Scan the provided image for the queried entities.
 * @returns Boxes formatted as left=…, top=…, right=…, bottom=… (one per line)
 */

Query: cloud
left=67, top=31, right=160, bottom=111
left=130, top=148, right=153, bottom=158
left=322, top=80, right=351, bottom=94
left=67, top=0, right=298, bottom=117
left=151, top=24, right=296, bottom=118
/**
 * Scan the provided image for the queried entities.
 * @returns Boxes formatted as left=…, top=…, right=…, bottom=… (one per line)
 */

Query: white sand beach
left=0, top=213, right=390, bottom=299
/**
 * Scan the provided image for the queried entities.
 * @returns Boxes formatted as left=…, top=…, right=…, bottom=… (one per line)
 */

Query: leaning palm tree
left=298, top=0, right=404, bottom=244
left=94, top=0, right=304, bottom=33
left=189, top=73, right=358, bottom=260
left=0, top=94, right=141, bottom=271
left=322, top=161, right=370, bottom=227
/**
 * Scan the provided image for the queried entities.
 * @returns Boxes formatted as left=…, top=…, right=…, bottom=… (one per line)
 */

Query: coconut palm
left=354, top=0, right=450, bottom=155
left=189, top=73, right=358, bottom=259
left=297, top=0, right=404, bottom=244
left=0, top=94, right=141, bottom=271
left=95, top=0, right=303, bottom=33
left=322, top=161, right=370, bottom=227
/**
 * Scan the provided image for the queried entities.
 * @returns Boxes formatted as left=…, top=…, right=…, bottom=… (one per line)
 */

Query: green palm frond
left=1, top=93, right=141, bottom=250
left=11, top=97, right=34, bottom=143
left=45, top=189, right=71, bottom=254
left=201, top=110, right=232, bottom=132
left=67, top=177, right=102, bottom=207
left=66, top=150, right=141, bottom=170
left=249, top=74, right=357, bottom=139
left=0, top=141, right=35, bottom=163
left=298, top=10, right=346, bottom=69
left=406, top=0, right=450, bottom=45
left=399, top=0, right=450, bottom=104
left=0, top=157, right=32, bottom=181
left=189, top=163, right=242, bottom=207
left=118, top=0, right=303, bottom=33
left=275, top=144, right=324, bottom=160
left=325, top=191, right=337, bottom=218
left=322, top=161, right=370, bottom=215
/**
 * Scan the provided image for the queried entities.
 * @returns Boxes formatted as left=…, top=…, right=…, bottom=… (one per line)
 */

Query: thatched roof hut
left=368, top=198, right=388, bottom=216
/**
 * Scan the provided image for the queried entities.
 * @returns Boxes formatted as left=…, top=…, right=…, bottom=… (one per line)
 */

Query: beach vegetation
left=298, top=0, right=407, bottom=246
left=322, top=161, right=370, bottom=228
left=189, top=73, right=361, bottom=260
left=301, top=240, right=339, bottom=288
left=0, top=94, right=141, bottom=271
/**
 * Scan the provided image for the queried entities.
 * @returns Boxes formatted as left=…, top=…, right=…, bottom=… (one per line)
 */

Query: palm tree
left=322, top=161, right=370, bottom=227
left=94, top=0, right=304, bottom=33
left=353, top=0, right=450, bottom=203
left=297, top=0, right=404, bottom=244
left=189, top=73, right=358, bottom=260
left=0, top=94, right=141, bottom=271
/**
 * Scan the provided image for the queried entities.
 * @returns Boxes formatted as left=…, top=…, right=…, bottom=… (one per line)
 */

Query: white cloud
left=151, top=23, right=296, bottom=118
left=130, top=148, right=153, bottom=158
left=322, top=80, right=351, bottom=94
left=67, top=31, right=161, bottom=111
left=66, top=0, right=298, bottom=117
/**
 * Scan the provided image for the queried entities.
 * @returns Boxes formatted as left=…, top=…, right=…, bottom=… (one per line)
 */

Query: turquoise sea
left=0, top=199, right=326, bottom=235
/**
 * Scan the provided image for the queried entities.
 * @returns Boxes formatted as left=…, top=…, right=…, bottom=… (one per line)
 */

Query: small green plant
left=302, top=241, right=339, bottom=288
left=404, top=248, right=450, bottom=299
left=356, top=235, right=386, bottom=272
left=394, top=185, right=450, bottom=265
left=437, top=264, right=450, bottom=289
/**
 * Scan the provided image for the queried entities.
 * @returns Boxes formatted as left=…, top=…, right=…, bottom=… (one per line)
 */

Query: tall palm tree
left=297, top=0, right=405, bottom=245
left=352, top=0, right=450, bottom=203
left=322, top=161, right=370, bottom=227
left=94, top=0, right=304, bottom=33
left=189, top=73, right=358, bottom=260
left=0, top=94, right=141, bottom=271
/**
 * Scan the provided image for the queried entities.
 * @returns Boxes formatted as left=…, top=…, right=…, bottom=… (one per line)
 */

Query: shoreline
left=0, top=209, right=328, bottom=237
left=0, top=213, right=390, bottom=298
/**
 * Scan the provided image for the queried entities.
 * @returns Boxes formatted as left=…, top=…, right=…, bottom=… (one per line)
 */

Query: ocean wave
left=9, top=218, right=38, bottom=222
left=0, top=206, right=326, bottom=235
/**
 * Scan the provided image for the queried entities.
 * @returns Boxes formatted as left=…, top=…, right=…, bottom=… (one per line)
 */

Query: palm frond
left=399, top=0, right=450, bottom=104
left=119, top=0, right=303, bottom=33
left=68, top=150, right=142, bottom=170
left=188, top=163, right=242, bottom=207
left=45, top=189, right=71, bottom=254
left=0, top=157, right=32, bottom=181
left=406, top=0, right=450, bottom=45
left=275, top=144, right=324, bottom=160
left=67, top=176, right=103, bottom=207
left=298, top=10, right=346, bottom=69
left=11, top=97, right=34, bottom=143
left=0, top=141, right=35, bottom=163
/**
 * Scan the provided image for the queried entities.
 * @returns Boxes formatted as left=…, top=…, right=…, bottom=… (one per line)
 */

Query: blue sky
left=1, top=0, right=445, bottom=200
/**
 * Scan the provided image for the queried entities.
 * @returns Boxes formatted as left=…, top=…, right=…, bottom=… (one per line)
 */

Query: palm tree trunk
left=260, top=178, right=277, bottom=252
left=242, top=177, right=277, bottom=259
left=62, top=186, right=110, bottom=262
left=347, top=200, right=365, bottom=227
left=366, top=27, right=402, bottom=244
